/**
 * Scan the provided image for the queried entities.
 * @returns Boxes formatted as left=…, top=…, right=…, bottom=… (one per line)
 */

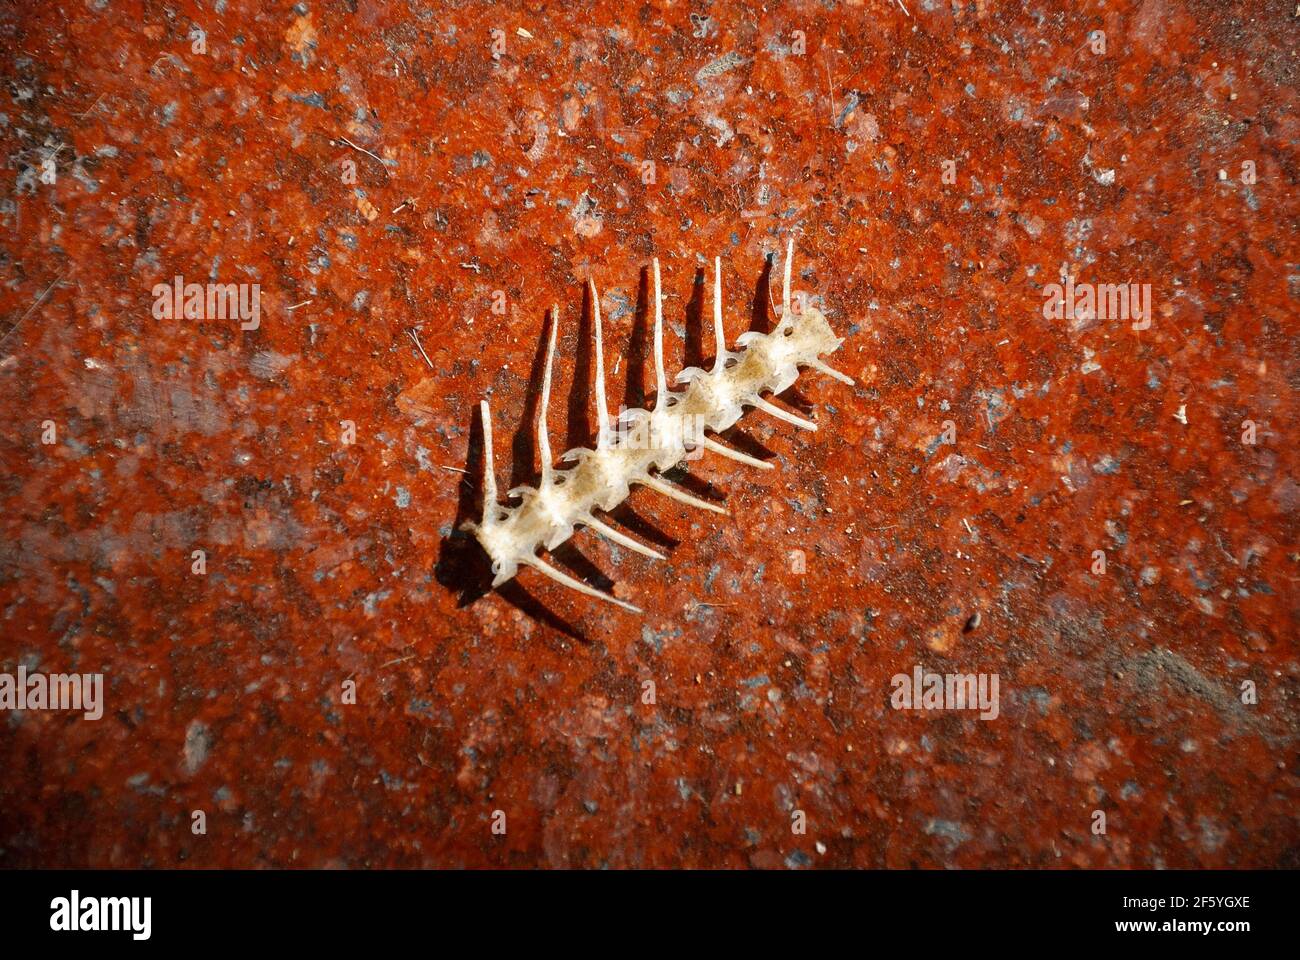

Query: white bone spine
left=465, top=239, right=854, bottom=613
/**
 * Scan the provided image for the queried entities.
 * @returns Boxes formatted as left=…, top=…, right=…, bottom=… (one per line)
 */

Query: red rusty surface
left=0, top=0, right=1296, bottom=868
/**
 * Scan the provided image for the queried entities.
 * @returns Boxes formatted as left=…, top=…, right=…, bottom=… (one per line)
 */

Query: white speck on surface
left=182, top=720, right=213, bottom=775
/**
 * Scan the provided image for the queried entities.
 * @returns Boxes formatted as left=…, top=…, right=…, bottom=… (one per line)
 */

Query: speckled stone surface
left=0, top=0, right=1296, bottom=868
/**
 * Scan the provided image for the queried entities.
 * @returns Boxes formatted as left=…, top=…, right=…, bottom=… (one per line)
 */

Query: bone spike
left=480, top=399, right=498, bottom=524
left=590, top=278, right=611, bottom=449
left=782, top=237, right=793, bottom=324
left=538, top=306, right=559, bottom=485
left=523, top=554, right=643, bottom=613
left=652, top=257, right=667, bottom=408
left=754, top=397, right=818, bottom=432
left=712, top=255, right=726, bottom=373
left=583, top=514, right=666, bottom=560
left=703, top=435, right=774, bottom=470
left=638, top=474, right=729, bottom=515
left=809, top=358, right=856, bottom=385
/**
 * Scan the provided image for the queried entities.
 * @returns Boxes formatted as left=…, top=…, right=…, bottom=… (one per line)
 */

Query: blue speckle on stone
left=289, top=91, right=327, bottom=110
left=640, top=624, right=680, bottom=654
left=924, top=818, right=970, bottom=846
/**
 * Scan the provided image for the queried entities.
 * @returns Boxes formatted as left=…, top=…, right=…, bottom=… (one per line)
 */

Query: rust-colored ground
left=0, top=0, right=1296, bottom=868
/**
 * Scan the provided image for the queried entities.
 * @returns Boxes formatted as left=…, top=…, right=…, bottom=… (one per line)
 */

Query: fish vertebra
left=463, top=238, right=853, bottom=614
